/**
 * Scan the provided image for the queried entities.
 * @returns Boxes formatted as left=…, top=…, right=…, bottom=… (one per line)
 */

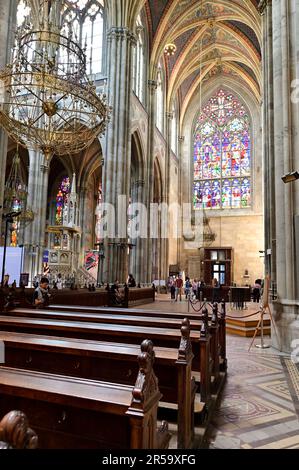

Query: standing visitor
left=185, top=277, right=192, bottom=299
left=175, top=276, right=183, bottom=302
left=170, top=277, right=176, bottom=301
left=192, top=279, right=197, bottom=298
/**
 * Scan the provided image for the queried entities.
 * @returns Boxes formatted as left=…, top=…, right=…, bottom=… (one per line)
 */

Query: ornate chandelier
left=3, top=147, right=34, bottom=246
left=0, top=0, right=108, bottom=159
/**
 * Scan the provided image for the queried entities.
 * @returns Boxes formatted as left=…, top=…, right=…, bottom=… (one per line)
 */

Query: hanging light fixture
left=3, top=146, right=34, bottom=247
left=0, top=0, right=109, bottom=160
left=164, top=43, right=177, bottom=56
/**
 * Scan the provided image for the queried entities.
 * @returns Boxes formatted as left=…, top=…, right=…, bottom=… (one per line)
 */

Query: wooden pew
left=0, top=286, right=155, bottom=311
left=9, top=307, right=202, bottom=330
left=0, top=410, right=38, bottom=449
left=46, top=302, right=227, bottom=370
left=0, top=342, right=171, bottom=449
left=48, top=303, right=202, bottom=317
left=8, top=303, right=226, bottom=375
left=0, top=315, right=211, bottom=405
left=0, top=321, right=196, bottom=449
left=6, top=301, right=227, bottom=373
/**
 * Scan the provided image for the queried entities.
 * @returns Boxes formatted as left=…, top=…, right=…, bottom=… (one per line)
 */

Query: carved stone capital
left=148, top=80, right=158, bottom=92
left=259, top=0, right=272, bottom=15
left=40, top=163, right=49, bottom=173
left=107, top=27, right=136, bottom=44
left=135, top=179, right=145, bottom=188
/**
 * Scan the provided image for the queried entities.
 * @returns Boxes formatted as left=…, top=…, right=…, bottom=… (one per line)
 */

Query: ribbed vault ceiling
left=145, top=0, right=261, bottom=121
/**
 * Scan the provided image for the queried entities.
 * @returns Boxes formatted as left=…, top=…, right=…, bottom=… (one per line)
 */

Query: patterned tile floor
left=207, top=337, right=299, bottom=449
left=141, top=297, right=299, bottom=449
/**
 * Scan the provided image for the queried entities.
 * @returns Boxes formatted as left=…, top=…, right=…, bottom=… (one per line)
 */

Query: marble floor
left=141, top=296, right=299, bottom=449
left=207, top=336, right=299, bottom=449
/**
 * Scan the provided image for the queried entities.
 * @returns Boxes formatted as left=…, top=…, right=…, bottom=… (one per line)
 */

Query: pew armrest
left=0, top=410, right=38, bottom=449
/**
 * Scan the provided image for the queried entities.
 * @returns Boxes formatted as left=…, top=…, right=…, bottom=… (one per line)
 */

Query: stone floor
left=140, top=296, right=299, bottom=449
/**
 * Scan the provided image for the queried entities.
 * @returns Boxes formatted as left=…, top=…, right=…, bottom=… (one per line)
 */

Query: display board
left=0, top=247, right=23, bottom=286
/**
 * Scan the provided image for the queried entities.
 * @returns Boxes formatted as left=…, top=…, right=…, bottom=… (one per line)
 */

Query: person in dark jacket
left=127, top=274, right=136, bottom=288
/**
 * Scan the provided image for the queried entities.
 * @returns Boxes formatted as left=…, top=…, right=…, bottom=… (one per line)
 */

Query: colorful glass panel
left=211, top=180, right=221, bottom=209
left=194, top=89, right=251, bottom=210
left=232, top=179, right=241, bottom=208
left=222, top=180, right=232, bottom=209
left=241, top=178, right=251, bottom=207
left=56, top=177, right=71, bottom=225
left=193, top=182, right=202, bottom=209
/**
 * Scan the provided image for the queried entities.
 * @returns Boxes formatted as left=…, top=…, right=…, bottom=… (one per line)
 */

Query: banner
left=84, top=250, right=98, bottom=281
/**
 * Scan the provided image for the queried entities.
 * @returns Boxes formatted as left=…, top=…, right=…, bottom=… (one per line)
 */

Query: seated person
left=127, top=274, right=136, bottom=288
left=110, top=280, right=124, bottom=304
left=33, top=277, right=50, bottom=308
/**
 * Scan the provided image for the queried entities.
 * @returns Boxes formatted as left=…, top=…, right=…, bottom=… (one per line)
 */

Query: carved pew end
left=0, top=410, right=38, bottom=449
left=126, top=339, right=171, bottom=449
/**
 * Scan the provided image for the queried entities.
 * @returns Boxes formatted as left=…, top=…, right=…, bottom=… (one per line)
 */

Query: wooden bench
left=0, top=341, right=171, bottom=449
left=46, top=302, right=227, bottom=371
left=9, top=307, right=202, bottom=330
left=7, top=303, right=227, bottom=371
left=0, top=315, right=211, bottom=404
left=0, top=320, right=196, bottom=449
left=0, top=410, right=38, bottom=449
left=6, top=300, right=227, bottom=373
left=0, top=286, right=155, bottom=311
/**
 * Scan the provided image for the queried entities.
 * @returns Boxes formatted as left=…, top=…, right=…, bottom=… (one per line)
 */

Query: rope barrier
left=188, top=297, right=260, bottom=319
left=226, top=311, right=260, bottom=320
left=188, top=298, right=213, bottom=313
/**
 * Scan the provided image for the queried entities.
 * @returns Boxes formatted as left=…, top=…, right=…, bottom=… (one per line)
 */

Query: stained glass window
left=56, top=177, right=71, bottom=225
left=156, top=62, right=164, bottom=133
left=133, top=14, right=145, bottom=103
left=17, top=1, right=31, bottom=27
left=171, top=102, right=178, bottom=154
left=17, top=1, right=104, bottom=75
left=193, top=89, right=251, bottom=210
left=61, top=0, right=104, bottom=76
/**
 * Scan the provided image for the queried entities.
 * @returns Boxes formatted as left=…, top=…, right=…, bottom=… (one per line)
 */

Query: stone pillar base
left=271, top=302, right=299, bottom=353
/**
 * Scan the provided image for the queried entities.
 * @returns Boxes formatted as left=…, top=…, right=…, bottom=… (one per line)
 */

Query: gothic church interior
left=0, top=0, right=298, bottom=451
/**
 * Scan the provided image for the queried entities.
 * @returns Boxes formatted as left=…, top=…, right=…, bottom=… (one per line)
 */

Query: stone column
left=178, top=135, right=185, bottom=269
left=259, top=0, right=277, bottom=286
left=161, top=111, right=174, bottom=281
left=102, top=27, right=136, bottom=283
left=129, top=178, right=145, bottom=282
left=0, top=0, right=17, bottom=220
left=145, top=79, right=157, bottom=283
left=23, top=151, right=49, bottom=280
left=269, top=0, right=299, bottom=351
